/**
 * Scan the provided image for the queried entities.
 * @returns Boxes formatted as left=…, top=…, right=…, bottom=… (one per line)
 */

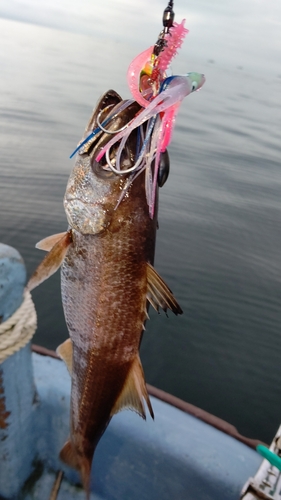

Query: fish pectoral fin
left=27, top=230, right=72, bottom=291
left=111, top=355, right=154, bottom=420
left=36, top=231, right=68, bottom=251
left=146, top=263, right=183, bottom=315
left=57, top=338, right=73, bottom=375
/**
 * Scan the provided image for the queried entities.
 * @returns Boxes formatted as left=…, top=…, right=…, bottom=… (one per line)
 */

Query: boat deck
left=19, top=351, right=262, bottom=499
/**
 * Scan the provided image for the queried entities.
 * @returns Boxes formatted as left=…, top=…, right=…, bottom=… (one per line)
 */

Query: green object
left=256, top=444, right=281, bottom=471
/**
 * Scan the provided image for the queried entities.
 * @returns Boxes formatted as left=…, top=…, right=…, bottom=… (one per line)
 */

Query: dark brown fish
left=27, top=90, right=182, bottom=498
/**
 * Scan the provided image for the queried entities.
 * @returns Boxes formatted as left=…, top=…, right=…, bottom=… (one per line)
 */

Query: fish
left=27, top=89, right=183, bottom=497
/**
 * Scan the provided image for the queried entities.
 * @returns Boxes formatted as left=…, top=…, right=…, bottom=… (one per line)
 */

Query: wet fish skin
left=27, top=90, right=182, bottom=497
left=60, top=91, right=159, bottom=492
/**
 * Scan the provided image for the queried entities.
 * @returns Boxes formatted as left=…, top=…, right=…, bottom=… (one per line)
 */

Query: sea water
left=0, top=0, right=280, bottom=443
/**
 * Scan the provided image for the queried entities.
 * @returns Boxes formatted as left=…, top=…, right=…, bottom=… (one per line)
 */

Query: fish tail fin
left=60, top=440, right=93, bottom=498
left=80, top=458, right=92, bottom=500
left=59, top=440, right=80, bottom=470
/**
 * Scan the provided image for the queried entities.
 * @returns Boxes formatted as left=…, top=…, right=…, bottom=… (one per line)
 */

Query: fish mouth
left=79, top=91, right=141, bottom=177
left=85, top=90, right=124, bottom=136
left=64, top=92, right=143, bottom=235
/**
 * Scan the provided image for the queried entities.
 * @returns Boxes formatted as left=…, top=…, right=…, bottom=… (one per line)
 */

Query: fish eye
left=157, top=149, right=170, bottom=187
left=192, top=81, right=198, bottom=91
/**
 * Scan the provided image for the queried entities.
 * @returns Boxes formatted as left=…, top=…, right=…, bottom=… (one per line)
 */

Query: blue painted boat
left=1, top=242, right=279, bottom=500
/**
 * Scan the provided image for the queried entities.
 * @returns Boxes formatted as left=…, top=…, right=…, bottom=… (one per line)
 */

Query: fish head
left=64, top=91, right=142, bottom=235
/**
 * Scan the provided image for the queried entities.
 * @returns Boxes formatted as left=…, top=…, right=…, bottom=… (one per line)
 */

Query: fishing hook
left=70, top=100, right=134, bottom=158
left=105, top=116, right=157, bottom=175
left=96, top=104, right=131, bottom=135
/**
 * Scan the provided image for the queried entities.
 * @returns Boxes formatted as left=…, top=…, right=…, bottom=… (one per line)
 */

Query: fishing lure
left=70, top=0, right=205, bottom=218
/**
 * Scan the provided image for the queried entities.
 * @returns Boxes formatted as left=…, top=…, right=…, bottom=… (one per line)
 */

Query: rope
left=0, top=290, right=37, bottom=364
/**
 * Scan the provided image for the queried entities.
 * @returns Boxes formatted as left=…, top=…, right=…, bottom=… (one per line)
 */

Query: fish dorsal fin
left=27, top=231, right=72, bottom=291
left=111, top=355, right=154, bottom=420
left=146, top=263, right=183, bottom=315
left=36, top=231, right=68, bottom=251
left=56, top=338, right=73, bottom=374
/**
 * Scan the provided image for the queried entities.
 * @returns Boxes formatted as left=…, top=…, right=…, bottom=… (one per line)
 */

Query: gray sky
left=0, top=0, right=280, bottom=72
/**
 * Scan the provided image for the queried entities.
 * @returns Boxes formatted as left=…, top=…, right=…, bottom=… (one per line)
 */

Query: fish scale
left=60, top=164, right=156, bottom=464
left=27, top=91, right=182, bottom=498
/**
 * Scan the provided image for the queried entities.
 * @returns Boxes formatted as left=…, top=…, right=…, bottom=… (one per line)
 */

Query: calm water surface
left=0, top=1, right=280, bottom=443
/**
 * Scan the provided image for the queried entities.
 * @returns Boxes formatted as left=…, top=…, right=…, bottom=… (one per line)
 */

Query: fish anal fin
left=146, top=263, right=183, bottom=316
left=111, top=356, right=154, bottom=420
left=27, top=230, right=72, bottom=291
left=36, top=231, right=68, bottom=251
left=57, top=338, right=73, bottom=375
left=147, top=287, right=160, bottom=313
